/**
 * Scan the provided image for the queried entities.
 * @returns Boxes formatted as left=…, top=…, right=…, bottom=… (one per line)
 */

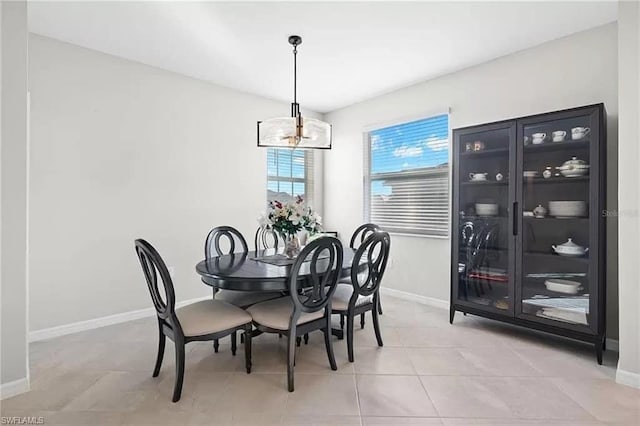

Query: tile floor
left=1, top=295, right=639, bottom=425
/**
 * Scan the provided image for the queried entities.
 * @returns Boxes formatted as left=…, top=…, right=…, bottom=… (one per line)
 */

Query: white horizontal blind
left=267, top=148, right=314, bottom=204
left=364, top=114, right=449, bottom=237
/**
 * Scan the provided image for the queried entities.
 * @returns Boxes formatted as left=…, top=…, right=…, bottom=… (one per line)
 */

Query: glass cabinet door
left=453, top=122, right=516, bottom=315
left=516, top=107, right=601, bottom=333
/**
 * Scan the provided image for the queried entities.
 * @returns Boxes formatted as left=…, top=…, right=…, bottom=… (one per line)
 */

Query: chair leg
left=304, top=333, right=309, bottom=345
left=347, top=313, right=355, bottom=363
left=296, top=336, right=301, bottom=347
left=360, top=313, right=365, bottom=329
left=172, top=339, right=185, bottom=402
left=244, top=325, right=252, bottom=374
left=152, top=325, right=166, bottom=377
left=372, top=301, right=384, bottom=348
left=231, top=331, right=237, bottom=356
left=324, top=313, right=337, bottom=371
left=287, top=331, right=297, bottom=392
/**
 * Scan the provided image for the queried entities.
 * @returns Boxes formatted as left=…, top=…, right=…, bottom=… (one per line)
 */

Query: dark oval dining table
left=195, top=248, right=356, bottom=292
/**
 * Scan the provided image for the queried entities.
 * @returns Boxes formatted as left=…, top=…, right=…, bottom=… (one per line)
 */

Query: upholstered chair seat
left=331, top=283, right=374, bottom=311
left=176, top=300, right=252, bottom=337
left=247, top=297, right=324, bottom=331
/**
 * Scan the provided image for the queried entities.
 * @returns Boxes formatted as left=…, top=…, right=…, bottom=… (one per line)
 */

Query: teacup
left=552, top=130, right=566, bottom=142
left=473, top=141, right=485, bottom=151
left=571, top=127, right=591, bottom=140
left=531, top=132, right=546, bottom=144
left=469, top=172, right=488, bottom=181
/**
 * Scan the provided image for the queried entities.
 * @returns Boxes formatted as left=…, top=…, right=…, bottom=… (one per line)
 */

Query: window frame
left=363, top=113, right=451, bottom=239
left=266, top=148, right=314, bottom=204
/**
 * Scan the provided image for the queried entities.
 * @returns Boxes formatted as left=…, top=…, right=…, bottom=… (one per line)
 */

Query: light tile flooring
left=2, top=295, right=639, bottom=425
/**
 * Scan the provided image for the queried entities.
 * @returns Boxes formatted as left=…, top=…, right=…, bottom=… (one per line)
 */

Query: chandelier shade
left=257, top=35, right=332, bottom=150
left=257, top=116, right=332, bottom=149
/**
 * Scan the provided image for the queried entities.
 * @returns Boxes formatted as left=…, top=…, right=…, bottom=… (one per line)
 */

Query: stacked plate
left=548, top=201, right=587, bottom=218
left=475, top=203, right=499, bottom=216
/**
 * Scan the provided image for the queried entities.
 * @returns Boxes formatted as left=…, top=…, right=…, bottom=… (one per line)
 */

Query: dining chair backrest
left=288, top=237, right=343, bottom=316
left=349, top=223, right=381, bottom=249
left=349, top=231, right=391, bottom=298
left=135, top=239, right=182, bottom=331
left=254, top=227, right=282, bottom=252
left=205, top=226, right=249, bottom=259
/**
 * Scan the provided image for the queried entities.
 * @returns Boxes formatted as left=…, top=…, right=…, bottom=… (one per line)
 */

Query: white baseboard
left=616, top=368, right=640, bottom=389
left=0, top=377, right=30, bottom=400
left=29, top=296, right=210, bottom=342
left=380, top=287, right=449, bottom=310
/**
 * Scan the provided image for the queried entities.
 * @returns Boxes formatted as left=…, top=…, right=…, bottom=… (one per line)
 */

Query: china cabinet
left=450, top=104, right=606, bottom=363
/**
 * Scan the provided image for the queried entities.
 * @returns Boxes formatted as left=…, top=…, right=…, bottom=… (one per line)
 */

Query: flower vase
left=282, top=233, right=300, bottom=259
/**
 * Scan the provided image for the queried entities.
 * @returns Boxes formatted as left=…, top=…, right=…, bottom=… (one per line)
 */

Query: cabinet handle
left=512, top=202, right=518, bottom=235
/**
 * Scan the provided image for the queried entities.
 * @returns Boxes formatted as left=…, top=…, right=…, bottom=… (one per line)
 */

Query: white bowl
left=475, top=203, right=499, bottom=216
left=544, top=279, right=582, bottom=294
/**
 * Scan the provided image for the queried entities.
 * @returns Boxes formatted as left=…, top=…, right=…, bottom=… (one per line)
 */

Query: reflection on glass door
left=455, top=124, right=515, bottom=314
left=518, top=114, right=594, bottom=329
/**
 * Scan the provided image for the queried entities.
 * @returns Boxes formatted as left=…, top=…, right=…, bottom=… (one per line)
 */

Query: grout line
left=416, top=373, right=443, bottom=419
left=543, top=377, right=607, bottom=423
left=353, top=373, right=363, bottom=426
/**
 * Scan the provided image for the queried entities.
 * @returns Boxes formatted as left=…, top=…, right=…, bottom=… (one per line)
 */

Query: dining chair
left=247, top=236, right=343, bottom=392
left=332, top=231, right=390, bottom=362
left=349, top=223, right=381, bottom=249
left=343, top=223, right=383, bottom=329
left=135, top=239, right=252, bottom=402
left=254, top=226, right=283, bottom=252
left=205, top=226, right=283, bottom=353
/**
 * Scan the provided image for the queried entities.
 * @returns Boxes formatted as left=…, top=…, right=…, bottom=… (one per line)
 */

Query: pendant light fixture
left=257, top=35, right=332, bottom=149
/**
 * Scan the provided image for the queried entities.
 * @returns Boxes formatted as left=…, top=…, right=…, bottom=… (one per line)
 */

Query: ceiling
left=28, top=1, right=617, bottom=113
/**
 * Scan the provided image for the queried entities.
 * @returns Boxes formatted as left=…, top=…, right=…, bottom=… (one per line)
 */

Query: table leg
left=331, top=327, right=344, bottom=340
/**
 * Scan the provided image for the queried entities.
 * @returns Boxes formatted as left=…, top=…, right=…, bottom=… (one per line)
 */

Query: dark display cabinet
left=450, top=104, right=606, bottom=363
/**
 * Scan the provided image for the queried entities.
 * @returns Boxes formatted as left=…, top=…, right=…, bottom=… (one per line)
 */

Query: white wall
left=27, top=34, right=321, bottom=332
left=1, top=0, right=30, bottom=397
left=616, top=0, right=640, bottom=387
left=324, top=24, right=619, bottom=337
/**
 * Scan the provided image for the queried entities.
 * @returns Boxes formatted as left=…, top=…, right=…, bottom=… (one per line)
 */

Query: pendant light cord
left=293, top=43, right=297, bottom=107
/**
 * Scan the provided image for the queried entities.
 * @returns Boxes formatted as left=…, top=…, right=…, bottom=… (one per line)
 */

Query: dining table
left=195, top=247, right=358, bottom=338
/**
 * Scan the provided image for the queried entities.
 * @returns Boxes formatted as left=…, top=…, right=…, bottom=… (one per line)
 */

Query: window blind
left=267, top=148, right=314, bottom=204
left=364, top=114, right=449, bottom=237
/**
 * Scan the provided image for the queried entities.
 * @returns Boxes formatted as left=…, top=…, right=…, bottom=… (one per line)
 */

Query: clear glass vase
left=282, top=233, right=301, bottom=259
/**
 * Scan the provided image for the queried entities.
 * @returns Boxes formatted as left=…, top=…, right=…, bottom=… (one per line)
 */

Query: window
left=364, top=114, right=449, bottom=237
left=267, top=148, right=314, bottom=203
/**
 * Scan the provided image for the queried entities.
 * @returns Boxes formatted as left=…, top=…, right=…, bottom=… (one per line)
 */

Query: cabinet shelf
left=460, top=147, right=509, bottom=157
left=523, top=252, right=590, bottom=264
left=461, top=180, right=509, bottom=186
left=523, top=140, right=590, bottom=152
left=523, top=176, right=589, bottom=184
left=523, top=216, right=589, bottom=222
